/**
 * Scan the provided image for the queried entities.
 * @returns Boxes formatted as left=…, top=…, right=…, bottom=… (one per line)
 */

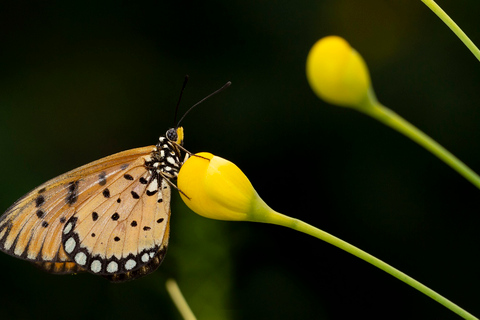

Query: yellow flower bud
left=306, top=36, right=374, bottom=108
left=177, top=152, right=275, bottom=222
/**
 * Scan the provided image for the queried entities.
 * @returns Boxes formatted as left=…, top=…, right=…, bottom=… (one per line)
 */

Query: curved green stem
left=421, top=0, right=480, bottom=62
left=252, top=209, right=477, bottom=319
left=358, top=96, right=480, bottom=190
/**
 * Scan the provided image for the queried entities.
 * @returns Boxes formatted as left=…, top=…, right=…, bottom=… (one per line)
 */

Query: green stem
left=256, top=210, right=477, bottom=319
left=358, top=98, right=480, bottom=190
left=421, top=0, right=480, bottom=62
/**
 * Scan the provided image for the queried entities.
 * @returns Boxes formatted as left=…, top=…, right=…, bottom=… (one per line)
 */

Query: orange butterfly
left=0, top=127, right=184, bottom=282
left=0, top=79, right=231, bottom=282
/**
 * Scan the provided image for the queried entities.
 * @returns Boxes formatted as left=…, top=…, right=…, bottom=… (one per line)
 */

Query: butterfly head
left=166, top=127, right=184, bottom=146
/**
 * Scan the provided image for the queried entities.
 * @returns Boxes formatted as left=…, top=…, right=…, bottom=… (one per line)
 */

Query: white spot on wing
left=161, top=180, right=168, bottom=189
left=107, top=261, right=119, bottom=273
left=125, top=259, right=137, bottom=270
left=141, top=253, right=149, bottom=263
left=91, top=260, right=102, bottom=273
left=74, top=252, right=87, bottom=265
left=148, top=179, right=158, bottom=192
left=63, top=222, right=73, bottom=234
left=64, top=237, right=76, bottom=254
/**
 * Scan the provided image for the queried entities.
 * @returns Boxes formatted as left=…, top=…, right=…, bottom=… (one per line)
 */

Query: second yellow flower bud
left=306, top=36, right=373, bottom=108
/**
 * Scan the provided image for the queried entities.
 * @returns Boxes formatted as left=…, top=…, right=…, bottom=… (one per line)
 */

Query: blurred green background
left=0, top=1, right=479, bottom=319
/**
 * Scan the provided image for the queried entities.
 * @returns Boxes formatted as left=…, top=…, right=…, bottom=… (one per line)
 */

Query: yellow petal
left=178, top=153, right=272, bottom=222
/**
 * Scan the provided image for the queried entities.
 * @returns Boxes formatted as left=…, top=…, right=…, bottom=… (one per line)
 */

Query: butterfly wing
left=34, top=261, right=84, bottom=274
left=0, top=146, right=172, bottom=281
left=61, top=162, right=172, bottom=281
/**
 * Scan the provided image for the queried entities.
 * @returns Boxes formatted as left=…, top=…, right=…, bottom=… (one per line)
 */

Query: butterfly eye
left=166, top=128, right=178, bottom=142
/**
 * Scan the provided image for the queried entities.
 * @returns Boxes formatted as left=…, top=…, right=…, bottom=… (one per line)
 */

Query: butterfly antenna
left=173, top=75, right=190, bottom=126
left=176, top=81, right=232, bottom=128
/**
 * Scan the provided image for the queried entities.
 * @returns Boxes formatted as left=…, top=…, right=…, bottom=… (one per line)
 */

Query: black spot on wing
left=36, top=210, right=45, bottom=219
left=66, top=180, right=79, bottom=205
left=103, top=188, right=110, bottom=198
left=98, top=172, right=107, bottom=186
left=139, top=177, right=148, bottom=185
left=131, top=191, right=139, bottom=199
left=146, top=190, right=157, bottom=196
left=35, top=195, right=45, bottom=208
left=111, top=213, right=120, bottom=221
left=92, top=212, right=99, bottom=221
left=123, top=174, right=134, bottom=181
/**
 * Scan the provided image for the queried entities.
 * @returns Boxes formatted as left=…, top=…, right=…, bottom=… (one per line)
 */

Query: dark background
left=0, top=1, right=479, bottom=319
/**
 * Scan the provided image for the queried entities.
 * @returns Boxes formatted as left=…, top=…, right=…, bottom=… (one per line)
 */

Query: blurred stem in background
left=359, top=99, right=480, bottom=190
left=421, top=0, right=480, bottom=62
left=166, top=279, right=197, bottom=320
left=306, top=35, right=480, bottom=191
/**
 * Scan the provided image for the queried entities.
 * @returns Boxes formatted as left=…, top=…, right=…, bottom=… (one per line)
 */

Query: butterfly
left=0, top=79, right=231, bottom=282
left=0, top=126, right=186, bottom=282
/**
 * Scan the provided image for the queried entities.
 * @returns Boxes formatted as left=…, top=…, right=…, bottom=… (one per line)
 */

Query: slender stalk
left=421, top=0, right=480, bottom=62
left=358, top=100, right=480, bottom=190
left=257, top=210, right=478, bottom=319
left=166, top=279, right=197, bottom=320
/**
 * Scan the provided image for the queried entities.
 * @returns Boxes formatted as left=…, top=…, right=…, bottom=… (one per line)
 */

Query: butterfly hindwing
left=61, top=163, right=171, bottom=279
left=35, top=261, right=85, bottom=275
